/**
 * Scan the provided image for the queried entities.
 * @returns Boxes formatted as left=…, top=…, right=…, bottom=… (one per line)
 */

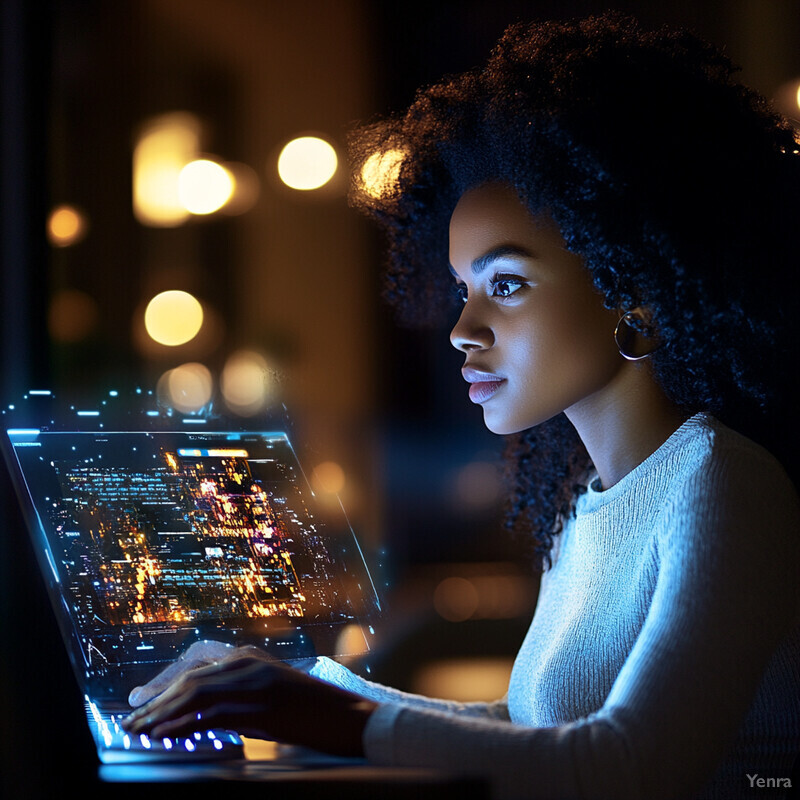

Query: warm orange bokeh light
left=157, top=362, right=214, bottom=412
left=277, top=136, right=338, bottom=191
left=47, top=205, right=89, bottom=247
left=132, top=112, right=201, bottom=227
left=310, top=461, right=346, bottom=495
left=221, top=350, right=275, bottom=415
left=178, top=159, right=234, bottom=214
left=144, top=290, right=204, bottom=346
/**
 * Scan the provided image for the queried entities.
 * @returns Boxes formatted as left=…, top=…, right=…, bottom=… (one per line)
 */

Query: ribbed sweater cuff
left=363, top=703, right=405, bottom=764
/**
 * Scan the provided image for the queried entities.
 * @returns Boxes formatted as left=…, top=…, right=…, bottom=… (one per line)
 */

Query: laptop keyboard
left=86, top=697, right=244, bottom=763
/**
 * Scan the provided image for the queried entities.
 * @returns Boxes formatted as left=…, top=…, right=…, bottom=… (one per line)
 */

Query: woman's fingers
left=124, top=656, right=283, bottom=735
left=149, top=702, right=273, bottom=740
left=148, top=709, right=210, bottom=740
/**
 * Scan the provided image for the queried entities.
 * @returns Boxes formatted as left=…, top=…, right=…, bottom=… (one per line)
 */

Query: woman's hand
left=128, top=639, right=237, bottom=707
left=122, top=648, right=377, bottom=757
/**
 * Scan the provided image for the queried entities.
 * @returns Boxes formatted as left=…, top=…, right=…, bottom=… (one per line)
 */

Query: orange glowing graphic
left=64, top=450, right=307, bottom=625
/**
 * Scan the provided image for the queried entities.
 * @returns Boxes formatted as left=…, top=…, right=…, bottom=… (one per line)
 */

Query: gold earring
left=614, top=311, right=659, bottom=361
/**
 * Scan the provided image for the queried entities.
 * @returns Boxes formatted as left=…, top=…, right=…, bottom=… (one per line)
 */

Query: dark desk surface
left=96, top=737, right=488, bottom=798
left=100, top=760, right=489, bottom=799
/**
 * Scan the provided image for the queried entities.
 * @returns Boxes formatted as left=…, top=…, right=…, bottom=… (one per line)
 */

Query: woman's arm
left=308, top=656, right=510, bottom=720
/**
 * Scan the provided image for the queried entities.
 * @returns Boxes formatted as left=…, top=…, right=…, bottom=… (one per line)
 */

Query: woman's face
left=449, top=183, right=624, bottom=435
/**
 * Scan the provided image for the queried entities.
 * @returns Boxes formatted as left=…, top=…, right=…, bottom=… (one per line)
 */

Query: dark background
left=2, top=1, right=799, bottom=795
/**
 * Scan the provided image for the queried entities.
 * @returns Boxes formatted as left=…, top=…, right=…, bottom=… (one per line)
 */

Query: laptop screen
left=5, top=426, right=379, bottom=703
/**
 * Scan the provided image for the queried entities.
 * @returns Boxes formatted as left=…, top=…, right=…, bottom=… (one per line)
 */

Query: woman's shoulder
left=670, top=413, right=797, bottom=502
left=651, top=414, right=800, bottom=621
left=657, top=414, right=800, bottom=565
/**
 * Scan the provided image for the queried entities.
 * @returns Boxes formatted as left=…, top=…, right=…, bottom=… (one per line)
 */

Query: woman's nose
left=450, top=303, right=494, bottom=352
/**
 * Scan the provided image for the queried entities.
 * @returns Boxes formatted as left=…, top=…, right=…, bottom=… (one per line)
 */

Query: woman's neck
left=566, top=362, right=689, bottom=490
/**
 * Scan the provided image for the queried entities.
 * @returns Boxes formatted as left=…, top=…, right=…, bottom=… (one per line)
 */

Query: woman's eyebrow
left=449, top=244, right=534, bottom=278
left=470, top=245, right=534, bottom=275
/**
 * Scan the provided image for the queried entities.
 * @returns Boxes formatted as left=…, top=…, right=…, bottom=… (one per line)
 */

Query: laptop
left=0, top=388, right=381, bottom=765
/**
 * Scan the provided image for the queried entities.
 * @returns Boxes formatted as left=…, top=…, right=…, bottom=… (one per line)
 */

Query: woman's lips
left=468, top=380, right=504, bottom=403
left=462, top=367, right=506, bottom=404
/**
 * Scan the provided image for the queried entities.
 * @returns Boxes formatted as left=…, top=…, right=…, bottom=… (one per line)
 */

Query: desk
left=98, top=739, right=489, bottom=799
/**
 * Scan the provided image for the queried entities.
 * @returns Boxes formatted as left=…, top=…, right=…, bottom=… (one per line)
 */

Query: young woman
left=125, top=14, right=800, bottom=799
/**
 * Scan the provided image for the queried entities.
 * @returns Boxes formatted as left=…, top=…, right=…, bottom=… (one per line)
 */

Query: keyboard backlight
left=185, top=740, right=196, bottom=752
left=86, top=697, right=103, bottom=724
left=163, top=738, right=173, bottom=750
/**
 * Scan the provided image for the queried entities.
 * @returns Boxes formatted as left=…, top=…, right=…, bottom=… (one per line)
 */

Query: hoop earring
left=614, top=311, right=658, bottom=361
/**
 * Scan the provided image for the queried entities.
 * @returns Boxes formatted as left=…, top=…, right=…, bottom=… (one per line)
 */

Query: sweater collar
left=578, top=412, right=713, bottom=514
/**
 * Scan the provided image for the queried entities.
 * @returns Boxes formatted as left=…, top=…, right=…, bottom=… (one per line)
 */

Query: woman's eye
left=490, top=276, right=524, bottom=298
left=453, top=283, right=468, bottom=303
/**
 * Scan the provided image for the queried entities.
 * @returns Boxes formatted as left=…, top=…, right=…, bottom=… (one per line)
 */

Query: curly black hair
left=348, top=12, right=800, bottom=570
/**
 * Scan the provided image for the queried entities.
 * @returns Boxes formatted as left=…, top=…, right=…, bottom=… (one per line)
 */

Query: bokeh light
left=412, top=657, right=514, bottom=703
left=434, top=570, right=533, bottom=623
left=310, top=461, right=346, bottom=495
left=771, top=79, right=800, bottom=127
left=360, top=147, right=406, bottom=199
left=468, top=574, right=530, bottom=619
left=433, top=576, right=479, bottom=623
left=48, top=289, right=99, bottom=342
left=221, top=350, right=275, bottom=415
left=277, top=136, right=338, bottom=191
left=178, top=159, right=235, bottom=215
left=47, top=204, right=89, bottom=247
left=144, top=290, right=204, bottom=346
left=452, top=460, right=503, bottom=510
left=335, top=623, right=370, bottom=658
left=133, top=112, right=201, bottom=227
left=157, top=362, right=214, bottom=413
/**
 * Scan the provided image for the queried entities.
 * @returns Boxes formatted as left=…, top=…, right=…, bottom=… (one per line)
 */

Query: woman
left=125, top=14, right=800, bottom=799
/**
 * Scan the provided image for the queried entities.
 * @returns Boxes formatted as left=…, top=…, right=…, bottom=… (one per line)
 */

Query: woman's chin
left=482, top=410, right=524, bottom=436
left=482, top=407, right=558, bottom=437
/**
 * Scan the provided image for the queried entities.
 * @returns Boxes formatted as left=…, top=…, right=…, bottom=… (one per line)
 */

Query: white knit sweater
left=310, top=414, right=800, bottom=799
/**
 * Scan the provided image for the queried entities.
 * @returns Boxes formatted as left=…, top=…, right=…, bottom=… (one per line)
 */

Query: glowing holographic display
left=6, top=429, right=378, bottom=698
